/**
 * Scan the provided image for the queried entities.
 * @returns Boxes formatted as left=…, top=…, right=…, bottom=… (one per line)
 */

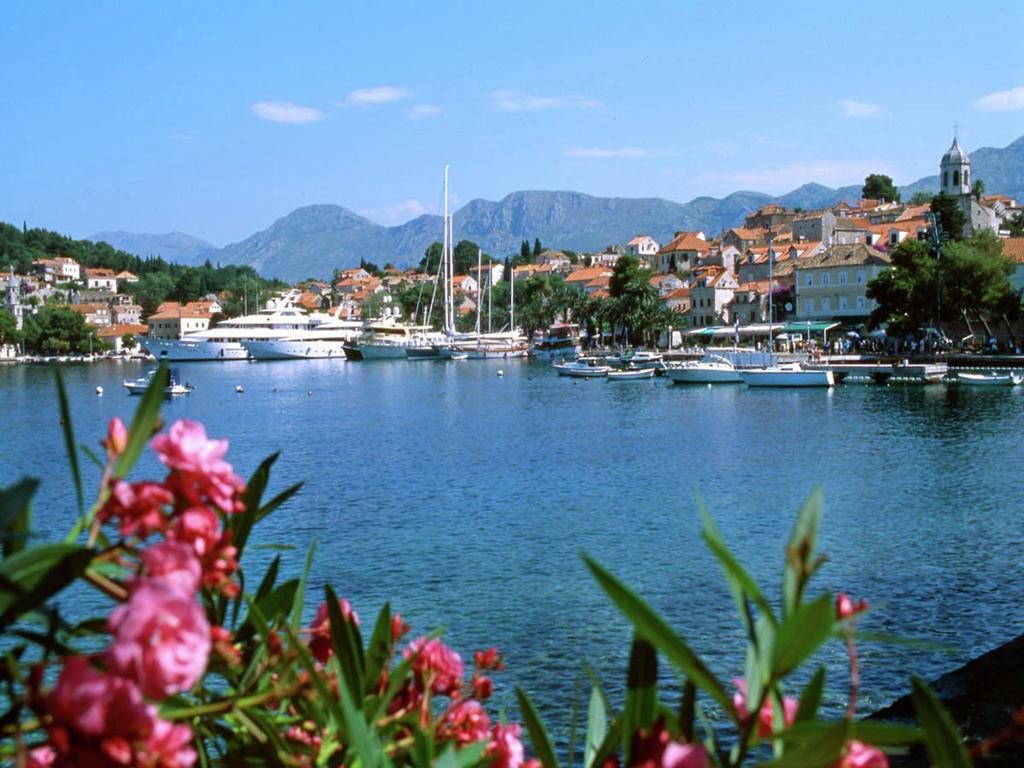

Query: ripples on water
left=2, top=360, right=1023, bottom=744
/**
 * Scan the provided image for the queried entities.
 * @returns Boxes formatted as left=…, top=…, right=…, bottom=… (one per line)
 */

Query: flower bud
left=104, top=417, right=128, bottom=456
left=836, top=592, right=869, bottom=620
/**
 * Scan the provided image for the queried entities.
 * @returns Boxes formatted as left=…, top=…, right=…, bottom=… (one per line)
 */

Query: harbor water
left=2, top=358, right=1023, bottom=742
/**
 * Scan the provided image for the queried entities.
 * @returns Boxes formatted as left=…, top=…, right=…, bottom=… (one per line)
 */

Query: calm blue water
left=2, top=359, right=1023, bottom=742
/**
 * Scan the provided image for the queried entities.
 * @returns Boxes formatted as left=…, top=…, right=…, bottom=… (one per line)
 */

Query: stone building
left=940, top=137, right=1000, bottom=237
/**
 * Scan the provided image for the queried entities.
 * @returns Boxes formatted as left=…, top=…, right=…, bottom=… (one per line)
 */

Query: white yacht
left=241, top=315, right=363, bottom=360
left=343, top=318, right=438, bottom=360
left=667, top=354, right=743, bottom=384
left=142, top=298, right=337, bottom=362
left=738, top=365, right=834, bottom=388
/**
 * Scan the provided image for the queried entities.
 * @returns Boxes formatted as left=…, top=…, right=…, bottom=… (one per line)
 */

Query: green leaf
left=113, top=364, right=168, bottom=479
left=582, top=660, right=617, bottom=726
left=700, top=502, right=776, bottom=628
left=0, top=544, right=92, bottom=628
left=232, top=452, right=279, bottom=560
left=590, top=719, right=622, bottom=768
left=782, top=488, right=823, bottom=619
left=794, top=667, right=825, bottom=723
left=54, top=369, right=83, bottom=517
left=456, top=741, right=489, bottom=768
left=256, top=481, right=304, bottom=524
left=0, top=478, right=38, bottom=557
left=411, top=728, right=433, bottom=768
left=516, top=686, right=560, bottom=768
left=678, top=679, right=696, bottom=744
left=290, top=540, right=316, bottom=632
left=252, top=555, right=281, bottom=604
left=326, top=584, right=365, bottom=703
left=584, top=686, right=607, bottom=768
left=275, top=610, right=344, bottom=727
left=583, top=554, right=733, bottom=715
left=339, top=672, right=381, bottom=768
left=759, top=720, right=848, bottom=767
left=235, top=579, right=298, bottom=644
left=910, top=676, right=971, bottom=768
left=623, top=635, right=658, bottom=757
left=849, top=721, right=924, bottom=745
left=364, top=602, right=392, bottom=696
left=771, top=594, right=834, bottom=679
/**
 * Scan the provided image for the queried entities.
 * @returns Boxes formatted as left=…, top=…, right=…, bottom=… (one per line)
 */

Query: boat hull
left=607, top=369, right=655, bottom=380
left=142, top=338, right=249, bottom=361
left=739, top=368, right=834, bottom=387
left=531, top=344, right=581, bottom=361
left=955, top=372, right=1022, bottom=387
left=349, top=343, right=410, bottom=360
left=243, top=339, right=348, bottom=360
left=667, top=367, right=742, bottom=384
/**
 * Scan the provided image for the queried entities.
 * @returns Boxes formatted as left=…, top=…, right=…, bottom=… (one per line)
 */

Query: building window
left=839, top=271, right=847, bottom=285
left=953, top=170, right=960, bottom=187
left=839, top=296, right=848, bottom=310
left=856, top=270, right=865, bottom=284
left=964, top=169, right=969, bottom=186
left=857, top=296, right=866, bottom=309
left=805, top=274, right=813, bottom=286
left=805, top=298, right=814, bottom=313
left=822, top=298, right=831, bottom=311
left=821, top=273, right=830, bottom=286
left=943, top=171, right=948, bottom=188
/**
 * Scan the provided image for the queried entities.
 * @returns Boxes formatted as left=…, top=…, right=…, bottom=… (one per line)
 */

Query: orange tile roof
left=84, top=268, right=116, bottom=278
left=662, top=287, right=691, bottom=299
left=734, top=280, right=772, bottom=293
left=69, top=303, right=108, bottom=314
left=1001, top=238, right=1024, bottom=264
left=97, top=323, right=148, bottom=337
left=566, top=267, right=613, bottom=283
left=659, top=232, right=710, bottom=253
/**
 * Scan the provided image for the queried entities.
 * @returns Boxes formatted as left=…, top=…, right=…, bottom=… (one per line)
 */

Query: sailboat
left=736, top=231, right=834, bottom=388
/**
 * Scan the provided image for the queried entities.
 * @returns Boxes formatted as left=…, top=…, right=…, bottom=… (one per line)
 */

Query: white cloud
left=408, top=104, right=443, bottom=119
left=488, top=90, right=601, bottom=111
left=699, top=160, right=892, bottom=194
left=565, top=146, right=653, bottom=159
left=839, top=99, right=883, bottom=119
left=359, top=199, right=430, bottom=225
left=342, top=86, right=411, bottom=106
left=975, top=85, right=1024, bottom=111
left=251, top=100, right=323, bottom=124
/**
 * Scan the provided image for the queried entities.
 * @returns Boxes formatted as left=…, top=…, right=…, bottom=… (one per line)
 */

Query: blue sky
left=2, top=1, right=1023, bottom=246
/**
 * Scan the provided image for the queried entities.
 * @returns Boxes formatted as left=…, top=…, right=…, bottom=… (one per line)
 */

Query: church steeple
left=940, top=135, right=970, bottom=196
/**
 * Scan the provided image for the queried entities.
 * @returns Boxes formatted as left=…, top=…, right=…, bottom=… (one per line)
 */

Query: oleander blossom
left=733, top=679, right=798, bottom=738
left=404, top=636, right=464, bottom=697
left=98, top=480, right=173, bottom=539
left=107, top=581, right=211, bottom=700
left=308, top=598, right=360, bottom=664
left=137, top=542, right=202, bottom=596
left=439, top=699, right=491, bottom=745
left=834, top=740, right=888, bottom=768
left=138, top=718, right=198, bottom=768
left=151, top=420, right=244, bottom=512
left=661, top=742, right=710, bottom=768
left=103, top=417, right=128, bottom=457
left=486, top=723, right=524, bottom=768
left=49, top=656, right=153, bottom=739
left=836, top=592, right=870, bottom=620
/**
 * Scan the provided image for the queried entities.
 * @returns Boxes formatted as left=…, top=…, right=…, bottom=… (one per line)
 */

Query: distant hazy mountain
left=94, top=133, right=1024, bottom=282
left=89, top=230, right=215, bottom=264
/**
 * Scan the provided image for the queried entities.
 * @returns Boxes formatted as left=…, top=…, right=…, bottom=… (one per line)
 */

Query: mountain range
left=90, top=134, right=1024, bottom=282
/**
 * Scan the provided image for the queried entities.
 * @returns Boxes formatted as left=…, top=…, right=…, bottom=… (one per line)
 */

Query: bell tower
left=940, top=134, right=970, bottom=196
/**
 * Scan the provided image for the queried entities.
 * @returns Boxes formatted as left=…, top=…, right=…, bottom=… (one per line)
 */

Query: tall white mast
left=443, top=165, right=451, bottom=336
left=475, top=248, right=482, bottom=335
left=510, top=262, right=515, bottom=334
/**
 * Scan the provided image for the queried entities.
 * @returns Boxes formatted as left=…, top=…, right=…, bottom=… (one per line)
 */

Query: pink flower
left=137, top=718, right=197, bottom=768
left=49, top=656, right=154, bottom=738
left=26, top=746, right=56, bottom=767
left=834, top=741, right=888, bottom=768
left=404, top=637, right=464, bottom=697
left=486, top=723, right=524, bottom=768
left=733, top=679, right=797, bottom=738
left=170, top=507, right=220, bottom=557
left=151, top=420, right=243, bottom=512
left=107, top=582, right=211, bottom=700
left=472, top=675, right=494, bottom=700
left=440, top=699, right=491, bottom=744
left=662, top=742, right=710, bottom=768
left=98, top=480, right=172, bottom=539
left=308, top=598, right=360, bottom=664
left=836, top=593, right=869, bottom=620
left=137, top=542, right=202, bottom=596
left=103, top=417, right=128, bottom=457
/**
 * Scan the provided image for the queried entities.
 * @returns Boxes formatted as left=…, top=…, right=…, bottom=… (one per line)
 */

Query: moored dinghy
left=607, top=366, right=656, bottom=381
left=954, top=371, right=1024, bottom=387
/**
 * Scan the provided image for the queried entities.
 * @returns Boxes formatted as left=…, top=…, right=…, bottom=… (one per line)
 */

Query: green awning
left=781, top=321, right=840, bottom=334
left=687, top=327, right=717, bottom=336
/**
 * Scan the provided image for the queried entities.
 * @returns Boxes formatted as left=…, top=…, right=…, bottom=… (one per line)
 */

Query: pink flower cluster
left=629, top=721, right=710, bottom=768
left=98, top=419, right=245, bottom=596
left=27, top=419, right=241, bottom=766
left=732, top=679, right=798, bottom=739
left=38, top=541, right=209, bottom=766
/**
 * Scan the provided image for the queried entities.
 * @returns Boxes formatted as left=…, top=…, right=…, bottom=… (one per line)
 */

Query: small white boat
left=954, top=371, right=1023, bottom=387
left=667, top=354, right=742, bottom=384
left=739, top=364, right=834, bottom=388
left=123, top=368, right=193, bottom=396
left=553, top=358, right=611, bottom=378
left=619, top=350, right=663, bottom=367
left=607, top=367, right=656, bottom=381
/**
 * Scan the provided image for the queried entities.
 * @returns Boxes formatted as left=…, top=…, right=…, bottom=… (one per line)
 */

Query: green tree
left=520, top=240, right=530, bottom=262
left=930, top=192, right=967, bottom=241
left=532, top=238, right=542, bottom=259
left=21, top=305, right=101, bottom=354
left=1007, top=211, right=1024, bottom=238
left=862, top=174, right=901, bottom=203
left=0, top=309, right=20, bottom=346
left=120, top=332, right=138, bottom=352
left=908, top=190, right=934, bottom=205
left=972, top=178, right=986, bottom=200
